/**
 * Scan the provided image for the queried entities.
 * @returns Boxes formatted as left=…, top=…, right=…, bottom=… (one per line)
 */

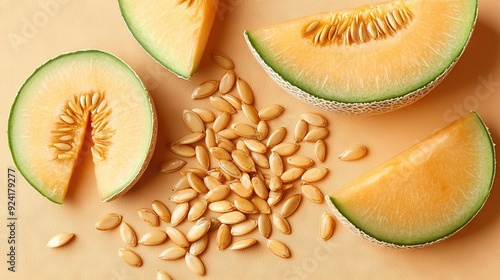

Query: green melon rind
left=117, top=1, right=190, bottom=79
left=326, top=112, right=495, bottom=248
left=7, top=50, right=157, bottom=204
left=243, top=2, right=478, bottom=115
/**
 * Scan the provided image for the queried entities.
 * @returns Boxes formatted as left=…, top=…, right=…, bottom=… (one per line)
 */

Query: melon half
left=245, top=0, right=478, bottom=115
left=118, top=0, right=219, bottom=79
left=328, top=112, right=495, bottom=247
left=8, top=50, right=157, bottom=204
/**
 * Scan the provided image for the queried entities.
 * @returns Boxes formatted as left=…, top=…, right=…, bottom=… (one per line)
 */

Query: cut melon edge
left=325, top=111, right=496, bottom=248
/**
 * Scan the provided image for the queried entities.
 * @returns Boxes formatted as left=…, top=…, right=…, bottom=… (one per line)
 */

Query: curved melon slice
left=8, top=50, right=157, bottom=204
left=118, top=0, right=219, bottom=79
left=328, top=112, right=495, bottom=247
left=245, top=0, right=478, bottom=115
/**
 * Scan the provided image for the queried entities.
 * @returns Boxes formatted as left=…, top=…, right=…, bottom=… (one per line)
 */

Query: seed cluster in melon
left=8, top=50, right=157, bottom=204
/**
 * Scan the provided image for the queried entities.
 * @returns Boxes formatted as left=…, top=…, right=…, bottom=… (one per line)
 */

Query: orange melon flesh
left=119, top=0, right=219, bottom=79
left=328, top=112, right=495, bottom=247
left=8, top=50, right=156, bottom=204
left=245, top=0, right=477, bottom=113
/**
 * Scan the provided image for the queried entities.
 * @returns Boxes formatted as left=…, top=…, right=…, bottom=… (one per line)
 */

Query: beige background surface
left=1, top=1, right=499, bottom=279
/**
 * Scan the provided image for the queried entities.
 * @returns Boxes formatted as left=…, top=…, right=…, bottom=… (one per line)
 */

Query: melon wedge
left=118, top=0, right=219, bottom=79
left=8, top=50, right=157, bottom=204
left=328, top=112, right=495, bottom=247
left=245, top=0, right=478, bottom=115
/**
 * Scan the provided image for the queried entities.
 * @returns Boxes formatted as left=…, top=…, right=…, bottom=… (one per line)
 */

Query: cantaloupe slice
left=245, top=0, right=478, bottom=115
left=328, top=112, right=495, bottom=247
left=8, top=50, right=157, bottom=204
left=118, top=0, right=219, bottom=79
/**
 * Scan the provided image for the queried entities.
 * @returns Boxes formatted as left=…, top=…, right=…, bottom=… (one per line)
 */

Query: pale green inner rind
left=8, top=50, right=154, bottom=204
left=246, top=0, right=478, bottom=103
left=329, top=113, right=495, bottom=246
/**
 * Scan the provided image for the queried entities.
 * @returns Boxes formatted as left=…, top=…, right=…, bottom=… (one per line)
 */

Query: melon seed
left=166, top=227, right=190, bottom=248
left=232, top=122, right=258, bottom=138
left=211, top=52, right=234, bottom=69
left=230, top=238, right=258, bottom=250
left=138, top=230, right=168, bottom=246
left=236, top=77, right=254, bottom=104
left=272, top=142, right=299, bottom=156
left=219, top=160, right=241, bottom=178
left=243, top=139, right=268, bottom=154
left=233, top=197, right=258, bottom=214
left=258, top=104, right=284, bottom=120
left=294, top=119, right=308, bottom=143
left=187, top=171, right=208, bottom=193
left=210, top=96, right=236, bottom=114
left=138, top=208, right=160, bottom=226
left=269, top=151, right=284, bottom=176
left=287, top=155, right=314, bottom=168
left=301, top=184, right=324, bottom=204
left=95, top=213, right=122, bottom=230
left=217, top=224, right=232, bottom=251
left=301, top=113, right=328, bottom=127
left=186, top=218, right=211, bottom=242
left=191, top=80, right=219, bottom=99
left=189, top=234, right=209, bottom=256
left=160, top=158, right=186, bottom=173
left=188, top=199, right=208, bottom=221
left=212, top=112, right=231, bottom=133
left=338, top=145, right=367, bottom=161
left=191, top=108, right=216, bottom=123
left=272, top=213, right=291, bottom=235
left=170, top=202, right=189, bottom=227
left=303, top=127, right=329, bottom=142
left=301, top=167, right=329, bottom=183
left=152, top=200, right=171, bottom=223
left=219, top=69, right=236, bottom=94
left=182, top=109, right=205, bottom=133
left=119, top=222, right=138, bottom=247
left=280, top=167, right=306, bottom=183
left=256, top=120, right=269, bottom=140
left=252, top=176, right=269, bottom=199
left=185, top=252, right=205, bottom=276
left=118, top=248, right=142, bottom=267
left=231, top=219, right=257, bottom=236
left=281, top=194, right=303, bottom=218
left=258, top=214, right=272, bottom=238
left=47, top=232, right=75, bottom=248
left=156, top=270, right=173, bottom=280
left=231, top=149, right=256, bottom=172
left=170, top=188, right=198, bottom=203
left=195, top=145, right=210, bottom=169
left=314, top=140, right=327, bottom=162
left=169, top=143, right=196, bottom=157
left=252, top=197, right=271, bottom=214
left=267, top=239, right=291, bottom=258
left=266, top=126, right=287, bottom=148
left=205, top=128, right=217, bottom=148
left=175, top=132, right=206, bottom=145
left=204, top=185, right=230, bottom=202
left=320, top=212, right=335, bottom=240
left=218, top=211, right=246, bottom=224
left=209, top=200, right=236, bottom=213
left=221, top=93, right=242, bottom=110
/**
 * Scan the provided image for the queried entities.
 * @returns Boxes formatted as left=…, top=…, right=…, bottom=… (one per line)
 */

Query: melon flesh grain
left=119, top=0, right=219, bottom=79
left=245, top=0, right=478, bottom=115
left=328, top=112, right=495, bottom=247
left=8, top=50, right=157, bottom=204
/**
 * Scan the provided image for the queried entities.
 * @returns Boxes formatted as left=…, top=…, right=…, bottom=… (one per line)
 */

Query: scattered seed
left=138, top=208, right=160, bottom=226
left=301, top=184, right=324, bottom=204
left=180, top=167, right=206, bottom=177
left=232, top=122, right=258, bottom=138
left=138, top=230, right=168, bottom=246
left=230, top=238, right=258, bottom=250
left=211, top=52, right=234, bottom=69
left=236, top=77, right=254, bottom=104
left=267, top=190, right=284, bottom=207
left=266, top=127, right=287, bottom=148
left=156, top=270, right=174, bottom=280
left=301, top=113, right=328, bottom=127
left=280, top=167, right=306, bottom=183
left=182, top=109, right=205, bottom=133
left=267, top=239, right=291, bottom=258
left=95, top=213, right=122, bottom=230
left=213, top=112, right=231, bottom=133
left=166, top=227, right=190, bottom=248
left=217, top=224, right=232, bottom=251
left=191, top=108, right=216, bottom=123
left=252, top=197, right=271, bottom=214
left=120, top=222, right=138, bottom=247
left=60, top=114, right=75, bottom=124
left=170, top=188, right=198, bottom=203
left=222, top=93, right=242, bottom=110
left=268, top=175, right=283, bottom=192
left=303, top=127, right=329, bottom=142
left=185, top=252, right=205, bottom=276
left=209, top=146, right=232, bottom=161
left=170, top=143, right=196, bottom=157
left=338, top=145, right=367, bottom=161
left=280, top=194, right=302, bottom=218
left=209, top=200, right=236, bottom=213
left=192, top=80, right=219, bottom=99
left=53, top=143, right=72, bottom=151
left=269, top=151, right=284, bottom=176
left=259, top=104, right=284, bottom=120
left=320, top=212, right=335, bottom=240
left=258, top=214, right=272, bottom=238
left=171, top=202, right=189, bottom=227
left=218, top=211, right=246, bottom=224
left=251, top=151, right=269, bottom=169
left=231, top=219, right=257, bottom=236
left=205, top=128, right=217, bottom=148
left=287, top=155, right=314, bottom=168
left=272, top=142, right=299, bottom=156
left=188, top=199, right=208, bottom=221
left=315, top=140, right=327, bottom=162
left=256, top=120, right=269, bottom=140
left=219, top=160, right=241, bottom=178
left=195, top=145, right=210, bottom=169
left=160, top=158, right=187, bottom=173
left=204, top=185, right=230, bottom=202
left=176, top=132, right=206, bottom=145
left=186, top=218, right=212, bottom=242
left=189, top=234, right=209, bottom=256
left=187, top=171, right=209, bottom=194
left=294, top=119, right=308, bottom=143
left=219, top=69, right=236, bottom=94
left=304, top=20, right=320, bottom=35
left=252, top=177, right=269, bottom=199
left=47, top=232, right=75, bottom=248
left=229, top=182, right=253, bottom=198
left=173, top=176, right=190, bottom=191
left=152, top=200, right=171, bottom=223
left=210, top=96, right=236, bottom=114
left=243, top=139, right=267, bottom=154
left=232, top=149, right=256, bottom=172
left=217, top=137, right=237, bottom=153
left=233, top=197, right=258, bottom=214
left=272, top=213, right=291, bottom=235
left=301, top=167, right=329, bottom=183
left=119, top=248, right=142, bottom=267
